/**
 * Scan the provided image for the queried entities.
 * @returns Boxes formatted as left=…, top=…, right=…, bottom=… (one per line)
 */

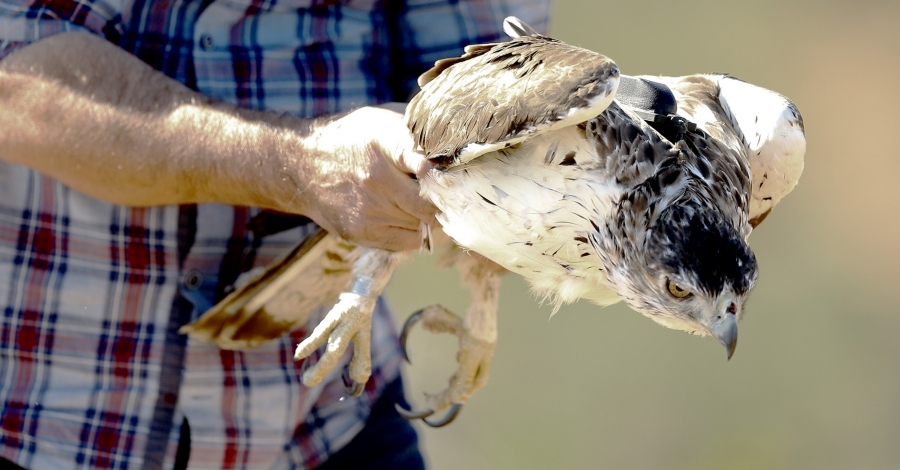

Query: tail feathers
left=180, top=229, right=360, bottom=350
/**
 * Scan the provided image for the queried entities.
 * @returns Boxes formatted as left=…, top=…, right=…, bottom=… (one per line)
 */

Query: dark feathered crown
left=649, top=202, right=757, bottom=296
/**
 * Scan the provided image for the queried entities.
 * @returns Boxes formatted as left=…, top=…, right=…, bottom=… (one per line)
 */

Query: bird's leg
left=397, top=253, right=501, bottom=426
left=294, top=247, right=409, bottom=396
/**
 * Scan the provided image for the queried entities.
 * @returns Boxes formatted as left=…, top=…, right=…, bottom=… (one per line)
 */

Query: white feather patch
left=717, top=77, right=806, bottom=222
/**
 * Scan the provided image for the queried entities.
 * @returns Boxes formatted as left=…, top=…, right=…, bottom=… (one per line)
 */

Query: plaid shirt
left=0, top=0, right=550, bottom=468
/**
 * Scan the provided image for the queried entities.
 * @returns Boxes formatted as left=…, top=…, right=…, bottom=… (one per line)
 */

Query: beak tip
left=721, top=336, right=737, bottom=361
left=709, top=315, right=738, bottom=362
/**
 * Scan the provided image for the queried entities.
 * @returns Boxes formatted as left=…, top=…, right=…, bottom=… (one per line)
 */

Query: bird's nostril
left=726, top=302, right=737, bottom=314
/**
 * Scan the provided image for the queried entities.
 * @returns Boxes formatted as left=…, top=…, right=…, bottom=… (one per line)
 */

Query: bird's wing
left=180, top=229, right=359, bottom=349
left=715, top=75, right=806, bottom=227
left=406, top=25, right=619, bottom=167
left=650, top=74, right=806, bottom=228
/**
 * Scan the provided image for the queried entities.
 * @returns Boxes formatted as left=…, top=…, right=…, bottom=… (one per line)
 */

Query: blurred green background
left=384, top=0, right=900, bottom=469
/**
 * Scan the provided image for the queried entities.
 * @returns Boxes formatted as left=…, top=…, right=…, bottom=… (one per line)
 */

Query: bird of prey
left=182, top=17, right=806, bottom=427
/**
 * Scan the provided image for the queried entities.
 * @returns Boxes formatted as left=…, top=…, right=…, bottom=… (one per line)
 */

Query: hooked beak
left=710, top=316, right=738, bottom=360
left=706, top=301, right=739, bottom=360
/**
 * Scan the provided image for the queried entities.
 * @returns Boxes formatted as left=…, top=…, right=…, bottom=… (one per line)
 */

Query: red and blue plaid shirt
left=0, top=0, right=550, bottom=468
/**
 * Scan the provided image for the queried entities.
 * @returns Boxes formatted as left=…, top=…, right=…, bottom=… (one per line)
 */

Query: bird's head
left=601, top=198, right=758, bottom=359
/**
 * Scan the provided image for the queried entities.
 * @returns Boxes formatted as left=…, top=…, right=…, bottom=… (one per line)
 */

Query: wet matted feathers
left=183, top=16, right=806, bottom=426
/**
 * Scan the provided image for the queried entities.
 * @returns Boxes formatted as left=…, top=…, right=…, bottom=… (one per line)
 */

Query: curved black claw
left=399, top=309, right=425, bottom=364
left=394, top=402, right=463, bottom=428
left=300, top=355, right=314, bottom=377
left=423, top=403, right=463, bottom=428
left=342, top=368, right=364, bottom=398
left=394, top=403, right=435, bottom=420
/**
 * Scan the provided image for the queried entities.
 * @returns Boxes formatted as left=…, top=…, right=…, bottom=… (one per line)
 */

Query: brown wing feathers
left=417, top=43, right=498, bottom=88
left=407, top=35, right=619, bottom=166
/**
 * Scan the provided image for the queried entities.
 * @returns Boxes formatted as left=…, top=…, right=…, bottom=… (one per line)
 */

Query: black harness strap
left=617, top=75, right=697, bottom=143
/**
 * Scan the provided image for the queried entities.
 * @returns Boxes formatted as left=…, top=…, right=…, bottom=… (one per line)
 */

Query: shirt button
left=182, top=270, right=204, bottom=290
left=199, top=34, right=214, bottom=51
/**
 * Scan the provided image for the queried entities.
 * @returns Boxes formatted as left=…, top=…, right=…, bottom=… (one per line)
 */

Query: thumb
left=398, top=148, right=435, bottom=179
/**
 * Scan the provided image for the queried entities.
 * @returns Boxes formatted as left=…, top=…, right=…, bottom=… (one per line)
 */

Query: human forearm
left=0, top=31, right=307, bottom=211
left=0, top=31, right=435, bottom=251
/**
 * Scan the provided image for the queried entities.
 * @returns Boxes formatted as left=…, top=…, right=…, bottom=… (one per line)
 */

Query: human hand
left=295, top=105, right=437, bottom=252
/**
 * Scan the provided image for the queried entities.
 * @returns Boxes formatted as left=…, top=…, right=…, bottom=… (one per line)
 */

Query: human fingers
left=365, top=110, right=430, bottom=178
left=383, top=165, right=438, bottom=227
left=400, top=151, right=435, bottom=180
left=329, top=222, right=421, bottom=253
left=395, top=191, right=438, bottom=228
left=393, top=141, right=435, bottom=179
left=362, top=223, right=422, bottom=252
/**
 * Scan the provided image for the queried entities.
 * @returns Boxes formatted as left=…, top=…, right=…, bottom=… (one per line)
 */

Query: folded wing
left=407, top=21, right=620, bottom=167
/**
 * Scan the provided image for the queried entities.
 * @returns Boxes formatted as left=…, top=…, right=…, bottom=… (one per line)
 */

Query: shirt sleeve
left=0, top=0, right=126, bottom=59
left=388, top=0, right=553, bottom=101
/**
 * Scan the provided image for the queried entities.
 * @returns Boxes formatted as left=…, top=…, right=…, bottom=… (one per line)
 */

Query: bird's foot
left=395, top=305, right=495, bottom=427
left=294, top=292, right=375, bottom=397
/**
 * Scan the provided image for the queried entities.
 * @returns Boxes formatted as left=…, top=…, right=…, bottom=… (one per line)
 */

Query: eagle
left=182, top=17, right=806, bottom=427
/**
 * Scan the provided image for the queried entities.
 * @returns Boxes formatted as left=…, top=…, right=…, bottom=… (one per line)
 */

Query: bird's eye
left=666, top=280, right=692, bottom=299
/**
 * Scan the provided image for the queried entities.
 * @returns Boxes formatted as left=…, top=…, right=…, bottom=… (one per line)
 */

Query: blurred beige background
left=384, top=0, right=900, bottom=469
